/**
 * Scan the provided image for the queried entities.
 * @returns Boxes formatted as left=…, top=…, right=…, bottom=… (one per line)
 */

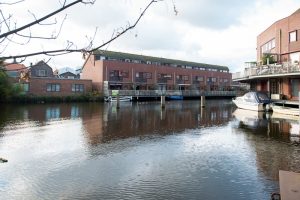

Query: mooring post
left=116, top=94, right=120, bottom=109
left=201, top=96, right=205, bottom=107
left=161, top=95, right=166, bottom=109
left=299, top=91, right=300, bottom=116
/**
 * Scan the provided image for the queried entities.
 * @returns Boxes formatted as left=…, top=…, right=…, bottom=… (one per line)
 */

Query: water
left=0, top=100, right=300, bottom=200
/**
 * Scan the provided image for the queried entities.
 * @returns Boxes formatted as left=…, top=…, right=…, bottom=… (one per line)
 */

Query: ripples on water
left=0, top=100, right=300, bottom=200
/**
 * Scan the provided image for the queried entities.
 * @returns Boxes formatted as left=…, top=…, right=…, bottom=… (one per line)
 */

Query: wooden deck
left=279, top=170, right=300, bottom=200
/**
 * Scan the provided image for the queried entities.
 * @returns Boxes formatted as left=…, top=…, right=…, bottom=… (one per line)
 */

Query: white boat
left=104, top=96, right=133, bottom=102
left=232, top=92, right=272, bottom=111
left=272, top=105, right=299, bottom=116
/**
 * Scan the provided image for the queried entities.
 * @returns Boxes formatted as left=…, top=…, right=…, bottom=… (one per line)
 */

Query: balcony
left=135, top=77, right=147, bottom=83
left=109, top=76, right=123, bottom=82
left=157, top=78, right=168, bottom=84
left=232, top=62, right=300, bottom=81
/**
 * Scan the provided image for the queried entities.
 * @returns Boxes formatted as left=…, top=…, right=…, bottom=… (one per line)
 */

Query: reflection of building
left=233, top=9, right=300, bottom=100
left=233, top=109, right=300, bottom=181
left=82, top=50, right=232, bottom=92
left=80, top=101, right=233, bottom=146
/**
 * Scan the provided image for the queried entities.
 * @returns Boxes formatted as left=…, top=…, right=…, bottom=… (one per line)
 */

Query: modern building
left=81, top=50, right=232, bottom=94
left=233, top=8, right=300, bottom=100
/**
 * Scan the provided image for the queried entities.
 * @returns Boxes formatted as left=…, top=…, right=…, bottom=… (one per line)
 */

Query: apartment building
left=81, top=50, right=232, bottom=93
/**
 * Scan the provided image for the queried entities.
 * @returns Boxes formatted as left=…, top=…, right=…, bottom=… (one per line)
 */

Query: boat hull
left=272, top=105, right=299, bottom=116
left=105, top=96, right=132, bottom=102
left=232, top=99, right=265, bottom=111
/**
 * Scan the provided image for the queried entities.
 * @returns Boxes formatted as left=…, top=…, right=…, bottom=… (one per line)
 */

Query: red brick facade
left=257, top=9, right=300, bottom=63
left=24, top=78, right=92, bottom=96
left=82, top=52, right=232, bottom=92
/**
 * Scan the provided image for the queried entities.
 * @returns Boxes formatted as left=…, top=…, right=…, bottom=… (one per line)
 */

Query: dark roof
left=93, top=50, right=229, bottom=71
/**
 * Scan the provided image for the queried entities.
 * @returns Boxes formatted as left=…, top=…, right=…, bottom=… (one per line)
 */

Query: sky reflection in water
left=0, top=100, right=300, bottom=200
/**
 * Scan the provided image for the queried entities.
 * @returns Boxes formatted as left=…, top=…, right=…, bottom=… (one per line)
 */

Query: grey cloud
left=172, top=0, right=257, bottom=29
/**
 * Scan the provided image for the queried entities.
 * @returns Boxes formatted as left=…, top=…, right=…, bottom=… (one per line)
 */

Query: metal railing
left=105, top=90, right=236, bottom=97
left=232, top=62, right=300, bottom=80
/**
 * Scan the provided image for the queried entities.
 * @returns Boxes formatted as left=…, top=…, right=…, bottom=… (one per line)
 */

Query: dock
left=279, top=170, right=300, bottom=200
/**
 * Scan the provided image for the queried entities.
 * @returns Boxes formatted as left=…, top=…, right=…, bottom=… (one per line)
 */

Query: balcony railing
left=105, top=90, right=236, bottom=97
left=109, top=76, right=123, bottom=82
left=232, top=62, right=300, bottom=80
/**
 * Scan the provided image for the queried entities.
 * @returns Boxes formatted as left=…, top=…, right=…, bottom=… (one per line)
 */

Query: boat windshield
left=257, top=93, right=269, bottom=101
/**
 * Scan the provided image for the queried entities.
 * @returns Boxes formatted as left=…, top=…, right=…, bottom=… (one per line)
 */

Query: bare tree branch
left=0, top=0, right=25, bottom=6
left=0, top=0, right=95, bottom=39
left=0, top=0, right=160, bottom=61
left=15, top=14, right=67, bottom=40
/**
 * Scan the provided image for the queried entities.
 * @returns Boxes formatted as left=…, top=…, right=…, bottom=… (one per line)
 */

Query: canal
left=0, top=100, right=300, bottom=200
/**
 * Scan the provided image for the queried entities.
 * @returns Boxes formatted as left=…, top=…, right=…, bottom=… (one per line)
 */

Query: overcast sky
left=1, top=0, right=299, bottom=72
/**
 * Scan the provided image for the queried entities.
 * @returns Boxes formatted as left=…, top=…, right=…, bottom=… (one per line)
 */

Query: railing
left=106, top=90, right=236, bottom=97
left=232, top=62, right=300, bottom=80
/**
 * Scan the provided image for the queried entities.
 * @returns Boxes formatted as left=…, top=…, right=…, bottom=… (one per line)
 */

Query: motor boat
left=104, top=96, right=133, bottom=102
left=232, top=92, right=272, bottom=111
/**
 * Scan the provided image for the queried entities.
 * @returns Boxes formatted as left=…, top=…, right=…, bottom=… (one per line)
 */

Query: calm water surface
left=0, top=100, right=300, bottom=200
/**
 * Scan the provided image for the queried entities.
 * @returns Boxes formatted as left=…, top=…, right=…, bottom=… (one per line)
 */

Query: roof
left=3, top=62, right=28, bottom=71
left=58, top=67, right=79, bottom=75
left=93, top=50, right=229, bottom=71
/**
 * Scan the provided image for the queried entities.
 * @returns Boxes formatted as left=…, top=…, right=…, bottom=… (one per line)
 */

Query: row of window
left=22, top=83, right=84, bottom=92
left=261, top=38, right=275, bottom=53
left=261, top=30, right=298, bottom=54
left=96, top=55, right=229, bottom=73
left=109, top=70, right=228, bottom=82
left=46, top=84, right=84, bottom=92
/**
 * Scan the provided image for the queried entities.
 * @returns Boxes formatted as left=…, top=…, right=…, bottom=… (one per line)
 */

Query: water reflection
left=232, top=108, right=300, bottom=181
left=1, top=101, right=300, bottom=200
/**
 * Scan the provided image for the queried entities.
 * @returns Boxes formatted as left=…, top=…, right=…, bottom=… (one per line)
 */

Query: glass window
left=38, top=69, right=46, bottom=77
left=290, top=31, right=297, bottom=42
left=22, top=83, right=29, bottom=92
left=47, top=84, right=60, bottom=92
left=72, top=84, right=84, bottom=92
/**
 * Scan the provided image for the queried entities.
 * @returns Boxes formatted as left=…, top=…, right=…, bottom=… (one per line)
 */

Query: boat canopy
left=242, top=92, right=271, bottom=104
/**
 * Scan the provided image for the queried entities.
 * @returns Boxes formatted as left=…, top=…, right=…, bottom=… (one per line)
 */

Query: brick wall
left=27, top=78, right=92, bottom=96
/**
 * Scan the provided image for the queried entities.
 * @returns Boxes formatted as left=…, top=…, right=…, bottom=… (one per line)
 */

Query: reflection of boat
left=166, top=95, right=183, bottom=100
left=232, top=92, right=272, bottom=111
left=233, top=108, right=264, bottom=121
left=232, top=108, right=269, bottom=128
left=104, top=96, right=133, bottom=102
left=272, top=105, right=299, bottom=116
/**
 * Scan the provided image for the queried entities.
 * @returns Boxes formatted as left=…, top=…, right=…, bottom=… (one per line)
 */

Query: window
left=38, top=69, right=46, bottom=77
left=47, top=83, right=60, bottom=92
left=72, top=84, right=84, bottom=92
left=194, top=76, right=204, bottom=81
left=22, top=83, right=29, bottom=92
left=261, top=38, right=276, bottom=53
left=183, top=75, right=189, bottom=81
left=290, top=31, right=297, bottom=42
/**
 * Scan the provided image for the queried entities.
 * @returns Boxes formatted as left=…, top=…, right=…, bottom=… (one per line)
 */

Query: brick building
left=5, top=61, right=93, bottom=97
left=233, top=8, right=300, bottom=100
left=81, top=50, right=232, bottom=93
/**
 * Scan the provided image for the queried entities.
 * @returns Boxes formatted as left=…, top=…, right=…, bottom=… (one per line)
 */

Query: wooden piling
left=116, top=94, right=120, bottom=109
left=161, top=96, right=166, bottom=109
left=201, top=96, right=205, bottom=107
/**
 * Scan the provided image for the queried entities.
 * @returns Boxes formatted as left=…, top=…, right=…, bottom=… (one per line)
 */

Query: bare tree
left=0, top=0, right=164, bottom=62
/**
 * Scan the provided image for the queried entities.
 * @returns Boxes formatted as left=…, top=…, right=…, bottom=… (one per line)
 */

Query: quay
left=278, top=171, right=300, bottom=200
left=105, top=89, right=237, bottom=100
